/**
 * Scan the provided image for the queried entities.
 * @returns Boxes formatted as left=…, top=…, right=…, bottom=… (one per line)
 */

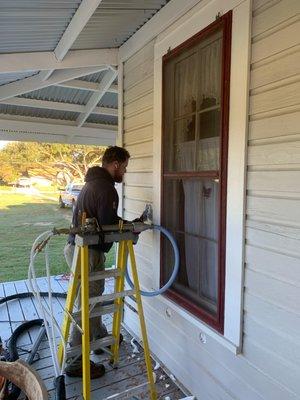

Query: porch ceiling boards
left=0, top=276, right=184, bottom=399
left=0, top=0, right=168, bottom=146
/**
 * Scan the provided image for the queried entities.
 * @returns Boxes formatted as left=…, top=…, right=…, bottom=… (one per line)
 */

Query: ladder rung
left=73, top=304, right=118, bottom=320
left=89, top=289, right=136, bottom=306
left=87, top=269, right=122, bottom=282
left=66, top=335, right=115, bottom=358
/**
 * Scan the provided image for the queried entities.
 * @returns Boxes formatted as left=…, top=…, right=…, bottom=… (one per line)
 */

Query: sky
left=0, top=141, right=11, bottom=150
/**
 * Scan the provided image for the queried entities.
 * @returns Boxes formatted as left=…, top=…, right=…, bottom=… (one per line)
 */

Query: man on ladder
left=63, top=146, right=132, bottom=378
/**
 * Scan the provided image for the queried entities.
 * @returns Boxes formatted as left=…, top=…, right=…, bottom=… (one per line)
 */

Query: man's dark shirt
left=68, top=166, right=119, bottom=252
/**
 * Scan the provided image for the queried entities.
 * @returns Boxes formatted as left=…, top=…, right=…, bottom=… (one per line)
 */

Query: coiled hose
left=3, top=223, right=179, bottom=398
left=125, top=225, right=179, bottom=297
left=0, top=292, right=67, bottom=400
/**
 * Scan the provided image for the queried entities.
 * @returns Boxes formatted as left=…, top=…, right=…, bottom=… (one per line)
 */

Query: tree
left=0, top=142, right=106, bottom=185
left=0, top=161, right=19, bottom=184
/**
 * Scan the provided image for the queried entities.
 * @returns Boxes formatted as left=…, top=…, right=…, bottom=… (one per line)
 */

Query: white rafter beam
left=0, top=130, right=113, bottom=146
left=0, top=113, right=117, bottom=130
left=56, top=80, right=118, bottom=93
left=57, top=79, right=100, bottom=92
left=76, top=69, right=118, bottom=127
left=0, top=67, right=108, bottom=102
left=0, top=117, right=117, bottom=145
left=55, top=0, right=104, bottom=61
left=0, top=97, right=118, bottom=117
left=107, top=84, right=118, bottom=94
left=0, top=49, right=118, bottom=74
left=93, top=106, right=117, bottom=116
left=41, top=70, right=55, bottom=81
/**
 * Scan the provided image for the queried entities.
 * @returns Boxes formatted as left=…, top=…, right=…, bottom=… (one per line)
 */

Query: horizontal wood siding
left=124, top=291, right=298, bottom=400
left=122, top=40, right=155, bottom=293
left=122, top=1, right=300, bottom=399
left=245, top=0, right=300, bottom=398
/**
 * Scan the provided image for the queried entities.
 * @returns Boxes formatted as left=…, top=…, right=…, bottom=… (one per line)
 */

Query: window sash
left=161, top=12, right=232, bottom=333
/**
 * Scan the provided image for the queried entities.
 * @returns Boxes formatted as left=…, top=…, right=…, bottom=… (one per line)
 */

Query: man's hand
left=132, top=212, right=147, bottom=224
left=132, top=204, right=152, bottom=223
left=132, top=216, right=144, bottom=223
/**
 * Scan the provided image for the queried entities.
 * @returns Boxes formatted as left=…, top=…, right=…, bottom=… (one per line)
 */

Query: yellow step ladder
left=57, top=230, right=157, bottom=400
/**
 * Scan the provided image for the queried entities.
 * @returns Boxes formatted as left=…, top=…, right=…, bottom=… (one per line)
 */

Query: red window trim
left=160, top=11, right=232, bottom=333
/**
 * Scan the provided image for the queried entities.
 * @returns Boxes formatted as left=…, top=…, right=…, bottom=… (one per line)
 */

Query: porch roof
left=0, top=0, right=168, bottom=146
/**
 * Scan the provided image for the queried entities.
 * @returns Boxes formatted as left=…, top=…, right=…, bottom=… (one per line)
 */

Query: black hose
left=7, top=319, right=44, bottom=363
left=7, top=319, right=44, bottom=400
left=0, top=292, right=67, bottom=400
left=0, top=291, right=67, bottom=305
left=54, top=375, right=66, bottom=400
left=1, top=291, right=115, bottom=399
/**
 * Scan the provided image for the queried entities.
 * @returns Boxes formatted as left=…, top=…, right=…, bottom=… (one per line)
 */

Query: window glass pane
left=198, top=36, right=222, bottom=109
left=164, top=116, right=197, bottom=172
left=175, top=233, right=218, bottom=313
left=174, top=52, right=197, bottom=117
left=197, top=35, right=222, bottom=171
left=163, top=33, right=222, bottom=173
left=175, top=116, right=196, bottom=171
left=199, top=109, right=221, bottom=139
left=163, top=179, right=184, bottom=232
left=196, top=132, right=220, bottom=171
left=162, top=178, right=219, bottom=315
left=175, top=116, right=195, bottom=143
left=163, top=61, right=175, bottom=172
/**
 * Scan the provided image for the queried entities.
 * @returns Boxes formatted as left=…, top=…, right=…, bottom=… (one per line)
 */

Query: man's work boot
left=94, top=333, right=124, bottom=355
left=65, top=358, right=105, bottom=379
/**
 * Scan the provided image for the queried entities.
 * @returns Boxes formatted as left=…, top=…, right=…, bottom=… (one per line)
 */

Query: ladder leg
left=127, top=241, right=157, bottom=400
left=81, top=245, right=91, bottom=400
left=110, top=241, right=127, bottom=367
left=58, top=245, right=81, bottom=366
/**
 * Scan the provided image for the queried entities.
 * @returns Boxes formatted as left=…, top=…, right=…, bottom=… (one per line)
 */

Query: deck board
left=14, top=279, right=41, bottom=343
left=0, top=276, right=187, bottom=400
left=0, top=282, right=12, bottom=340
left=4, top=280, right=31, bottom=346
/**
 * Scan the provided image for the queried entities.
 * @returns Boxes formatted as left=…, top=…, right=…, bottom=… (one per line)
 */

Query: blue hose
left=125, top=224, right=179, bottom=297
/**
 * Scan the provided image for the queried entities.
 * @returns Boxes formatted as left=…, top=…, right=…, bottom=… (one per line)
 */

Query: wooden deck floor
left=0, top=276, right=186, bottom=400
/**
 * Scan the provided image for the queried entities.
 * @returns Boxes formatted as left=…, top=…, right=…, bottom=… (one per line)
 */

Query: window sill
left=159, top=293, right=241, bottom=355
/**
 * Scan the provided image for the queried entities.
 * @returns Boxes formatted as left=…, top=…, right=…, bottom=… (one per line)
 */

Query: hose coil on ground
left=0, top=292, right=67, bottom=400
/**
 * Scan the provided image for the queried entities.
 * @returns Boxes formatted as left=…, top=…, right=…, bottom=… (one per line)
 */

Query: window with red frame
left=161, top=12, right=232, bottom=332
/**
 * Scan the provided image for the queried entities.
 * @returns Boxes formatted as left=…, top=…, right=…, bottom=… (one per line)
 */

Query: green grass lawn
left=0, top=190, right=116, bottom=282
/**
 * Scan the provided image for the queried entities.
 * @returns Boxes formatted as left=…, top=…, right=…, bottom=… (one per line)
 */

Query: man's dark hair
left=102, top=146, right=130, bottom=165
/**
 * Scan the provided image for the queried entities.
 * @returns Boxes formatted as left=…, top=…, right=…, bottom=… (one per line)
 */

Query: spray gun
left=139, top=203, right=153, bottom=223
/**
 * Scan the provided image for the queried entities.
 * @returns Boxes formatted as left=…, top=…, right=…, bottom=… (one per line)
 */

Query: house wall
left=122, top=40, right=155, bottom=290
left=120, top=0, right=300, bottom=399
left=244, top=0, right=300, bottom=396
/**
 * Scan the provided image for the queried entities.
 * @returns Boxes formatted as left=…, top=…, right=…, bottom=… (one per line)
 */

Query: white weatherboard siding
left=121, top=0, right=300, bottom=399
left=122, top=40, right=155, bottom=291
left=244, top=0, right=300, bottom=398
